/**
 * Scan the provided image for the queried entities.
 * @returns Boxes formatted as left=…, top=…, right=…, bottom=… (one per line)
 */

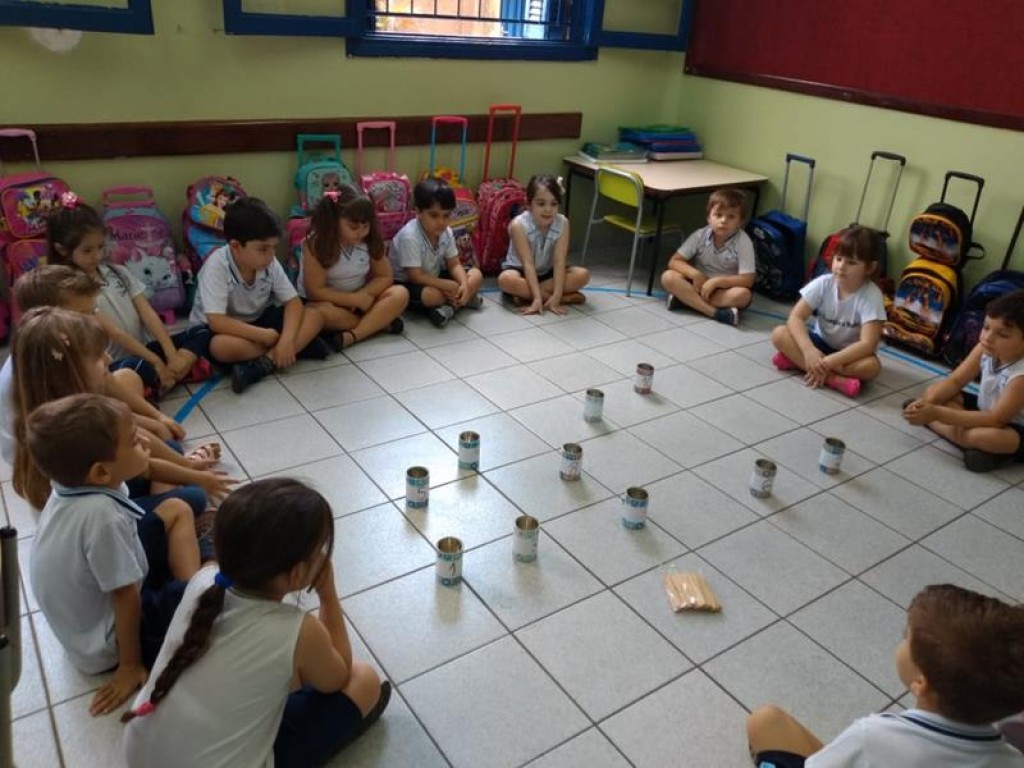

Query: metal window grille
left=370, top=0, right=572, bottom=40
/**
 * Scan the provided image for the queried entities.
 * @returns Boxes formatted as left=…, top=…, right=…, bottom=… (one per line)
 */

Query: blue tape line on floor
left=173, top=375, right=222, bottom=423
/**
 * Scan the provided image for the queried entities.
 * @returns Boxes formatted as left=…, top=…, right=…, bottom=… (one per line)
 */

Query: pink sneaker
left=827, top=375, right=861, bottom=398
left=772, top=352, right=797, bottom=371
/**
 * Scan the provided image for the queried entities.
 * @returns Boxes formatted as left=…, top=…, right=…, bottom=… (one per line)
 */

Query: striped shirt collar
left=53, top=483, right=147, bottom=520
left=882, top=709, right=1003, bottom=743
left=701, top=226, right=743, bottom=253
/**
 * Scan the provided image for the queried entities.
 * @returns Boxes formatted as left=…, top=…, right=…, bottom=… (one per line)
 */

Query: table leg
left=646, top=198, right=668, bottom=296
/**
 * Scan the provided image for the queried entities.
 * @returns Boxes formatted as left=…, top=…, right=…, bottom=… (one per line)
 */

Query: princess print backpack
left=294, top=134, right=353, bottom=215
left=103, top=186, right=186, bottom=319
left=356, top=121, right=412, bottom=241
left=0, top=128, right=71, bottom=285
left=182, top=175, right=247, bottom=268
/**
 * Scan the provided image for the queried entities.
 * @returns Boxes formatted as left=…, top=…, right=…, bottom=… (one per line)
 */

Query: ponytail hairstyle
left=307, top=183, right=385, bottom=268
left=12, top=307, right=110, bottom=509
left=122, top=478, right=335, bottom=723
left=44, top=192, right=106, bottom=267
left=526, top=173, right=564, bottom=206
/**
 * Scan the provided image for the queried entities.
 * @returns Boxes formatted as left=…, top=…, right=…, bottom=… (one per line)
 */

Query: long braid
left=120, top=584, right=226, bottom=723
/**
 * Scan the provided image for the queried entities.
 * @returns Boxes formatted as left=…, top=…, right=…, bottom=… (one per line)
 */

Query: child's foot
left=963, top=449, right=1011, bottom=473
left=771, top=351, right=798, bottom=371
left=713, top=307, right=739, bottom=326
left=501, top=292, right=525, bottom=307
left=297, top=336, right=331, bottom=361
left=826, top=374, right=861, bottom=398
left=901, top=397, right=917, bottom=411
left=186, top=442, right=221, bottom=467
left=185, top=357, right=214, bottom=384
left=464, top=294, right=484, bottom=310
left=231, top=356, right=274, bottom=394
left=666, top=294, right=682, bottom=312
left=562, top=292, right=586, bottom=305
left=387, top=317, right=404, bottom=335
left=340, top=330, right=359, bottom=349
left=428, top=305, right=455, bottom=328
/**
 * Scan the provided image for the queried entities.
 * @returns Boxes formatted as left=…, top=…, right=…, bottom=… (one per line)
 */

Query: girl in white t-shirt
left=770, top=226, right=888, bottom=398
left=300, top=185, right=409, bottom=350
left=904, top=289, right=1024, bottom=472
left=122, top=479, right=390, bottom=768
left=497, top=174, right=590, bottom=315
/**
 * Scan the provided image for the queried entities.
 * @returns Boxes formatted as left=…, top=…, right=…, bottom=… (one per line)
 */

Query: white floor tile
left=313, top=395, right=426, bottom=452
left=465, top=365, right=564, bottom=410
left=524, top=728, right=630, bottom=768
left=489, top=326, right=576, bottom=363
left=629, top=411, right=744, bottom=470
left=402, top=475, right=522, bottom=551
left=358, top=351, right=455, bottom=394
left=921, top=515, right=1024, bottom=601
left=887, top=444, right=1009, bottom=510
left=221, top=413, right=342, bottom=476
left=426, top=337, right=517, bottom=377
left=434, top=413, right=551, bottom=472
left=569, top=430, right=682, bottom=492
left=693, top=448, right=824, bottom=517
left=641, top=472, right=759, bottom=548
left=52, top=694, right=129, bottom=768
left=534, top=316, right=627, bottom=350
left=594, top=378, right=681, bottom=429
left=199, top=377, right=304, bottom=432
left=508, top=394, right=620, bottom=448
left=12, top=710, right=61, bottom=768
left=484, top=453, right=614, bottom=522
left=280, top=362, right=385, bottom=411
left=583, top=338, right=678, bottom=376
left=352, top=432, right=460, bottom=500
left=690, top=393, right=799, bottom=444
left=744, top=378, right=851, bottom=425
left=528, top=351, right=624, bottom=393
left=395, top=379, right=499, bottom=429
left=755, top=428, right=875, bottom=490
left=280, top=454, right=389, bottom=517
left=972, top=486, right=1024, bottom=540
left=688, top=349, right=788, bottom=391
left=641, top=327, right=727, bottom=363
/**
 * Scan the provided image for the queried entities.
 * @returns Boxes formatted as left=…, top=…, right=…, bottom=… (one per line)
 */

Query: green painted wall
left=676, top=74, right=1024, bottom=281
left=0, top=1, right=682, bottom=234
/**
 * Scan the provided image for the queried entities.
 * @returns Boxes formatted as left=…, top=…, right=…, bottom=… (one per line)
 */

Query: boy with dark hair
left=748, top=584, right=1024, bottom=767
left=189, top=197, right=329, bottom=393
left=904, top=289, right=1024, bottom=471
left=661, top=187, right=756, bottom=326
left=389, top=177, right=484, bottom=328
left=28, top=394, right=200, bottom=717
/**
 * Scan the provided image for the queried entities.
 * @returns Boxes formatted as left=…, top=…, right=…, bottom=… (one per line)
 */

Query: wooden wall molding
left=3, top=113, right=583, bottom=162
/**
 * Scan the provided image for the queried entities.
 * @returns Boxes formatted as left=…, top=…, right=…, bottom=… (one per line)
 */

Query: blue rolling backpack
left=942, top=204, right=1024, bottom=368
left=748, top=153, right=815, bottom=301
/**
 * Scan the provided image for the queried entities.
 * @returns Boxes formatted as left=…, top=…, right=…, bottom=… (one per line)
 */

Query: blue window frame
left=222, top=0, right=690, bottom=59
left=0, top=0, right=153, bottom=34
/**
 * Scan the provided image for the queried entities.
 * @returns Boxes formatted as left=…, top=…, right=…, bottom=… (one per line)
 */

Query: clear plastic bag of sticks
left=663, top=564, right=721, bottom=613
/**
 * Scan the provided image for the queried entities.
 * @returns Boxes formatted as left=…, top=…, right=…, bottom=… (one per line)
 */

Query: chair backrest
left=596, top=166, right=644, bottom=210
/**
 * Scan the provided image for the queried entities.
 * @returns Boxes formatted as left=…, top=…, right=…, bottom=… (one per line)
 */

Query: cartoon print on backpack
left=123, top=246, right=179, bottom=303
left=194, top=184, right=238, bottom=230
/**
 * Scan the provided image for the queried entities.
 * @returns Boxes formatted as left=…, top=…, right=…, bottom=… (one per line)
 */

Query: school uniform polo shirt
left=678, top=224, right=756, bottom=278
left=389, top=218, right=457, bottom=282
left=96, top=263, right=149, bottom=360
left=189, top=245, right=297, bottom=326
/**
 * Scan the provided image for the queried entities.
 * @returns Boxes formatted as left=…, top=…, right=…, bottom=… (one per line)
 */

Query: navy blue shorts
left=808, top=331, right=837, bottom=355
left=755, top=750, right=806, bottom=768
left=108, top=325, right=212, bottom=393
left=503, top=266, right=555, bottom=284
left=273, top=685, right=364, bottom=768
left=132, top=510, right=187, bottom=668
left=962, top=393, right=1024, bottom=460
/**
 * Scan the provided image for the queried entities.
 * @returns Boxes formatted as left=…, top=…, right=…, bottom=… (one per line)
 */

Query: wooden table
left=563, top=155, right=768, bottom=294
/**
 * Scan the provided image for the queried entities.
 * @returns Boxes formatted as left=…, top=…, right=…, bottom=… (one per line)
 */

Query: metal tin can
left=513, top=515, right=540, bottom=562
left=559, top=442, right=583, bottom=481
left=634, top=363, right=654, bottom=394
left=436, top=536, right=463, bottom=586
left=583, top=388, right=605, bottom=423
left=749, top=459, right=777, bottom=498
left=405, top=466, right=429, bottom=510
left=458, top=431, right=480, bottom=470
left=621, top=486, right=649, bottom=529
left=819, top=437, right=846, bottom=475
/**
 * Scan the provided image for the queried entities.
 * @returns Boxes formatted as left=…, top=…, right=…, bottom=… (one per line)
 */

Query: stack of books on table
left=578, top=141, right=649, bottom=164
left=618, top=125, right=703, bottom=160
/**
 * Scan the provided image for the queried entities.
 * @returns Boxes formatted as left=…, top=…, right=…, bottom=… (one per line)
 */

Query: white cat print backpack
left=102, top=186, right=186, bottom=319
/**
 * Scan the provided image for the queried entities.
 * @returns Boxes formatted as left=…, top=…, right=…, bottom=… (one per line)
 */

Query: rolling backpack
left=421, top=116, right=479, bottom=270
left=473, top=104, right=527, bottom=275
left=182, top=175, right=247, bottom=268
left=356, top=121, right=412, bottom=241
left=748, top=153, right=815, bottom=300
left=285, top=214, right=310, bottom=288
left=0, top=128, right=71, bottom=287
left=293, top=134, right=353, bottom=215
left=942, top=204, right=1024, bottom=368
left=807, top=151, right=906, bottom=294
left=883, top=171, right=986, bottom=358
left=102, top=186, right=186, bottom=322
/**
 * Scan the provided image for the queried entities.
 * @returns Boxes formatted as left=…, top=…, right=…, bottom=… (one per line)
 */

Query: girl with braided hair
left=122, top=478, right=390, bottom=767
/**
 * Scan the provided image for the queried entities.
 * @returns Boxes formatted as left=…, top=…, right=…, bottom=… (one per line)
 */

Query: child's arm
left=444, top=257, right=475, bottom=307
left=294, top=566, right=352, bottom=693
left=907, top=346, right=1024, bottom=428
left=206, top=313, right=279, bottom=347
left=94, top=313, right=174, bottom=389
left=509, top=219, right=545, bottom=311
left=545, top=220, right=573, bottom=314
left=132, top=295, right=191, bottom=375
left=405, top=267, right=459, bottom=299
left=104, top=371, right=184, bottom=440
left=89, top=583, right=147, bottom=716
left=267, top=297, right=304, bottom=368
left=301, top=244, right=372, bottom=312
left=361, top=255, right=394, bottom=298
left=825, top=320, right=882, bottom=369
left=147, top=457, right=239, bottom=504
left=702, top=271, right=755, bottom=295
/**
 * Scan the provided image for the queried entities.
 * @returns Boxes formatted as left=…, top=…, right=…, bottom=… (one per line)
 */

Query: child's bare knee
left=747, top=703, right=787, bottom=739
left=155, top=497, right=192, bottom=528
left=345, top=661, right=383, bottom=716
left=770, top=325, right=790, bottom=346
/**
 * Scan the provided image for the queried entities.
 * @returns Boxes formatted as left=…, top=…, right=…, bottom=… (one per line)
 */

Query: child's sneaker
left=963, top=449, right=1010, bottom=473
left=297, top=336, right=331, bottom=360
left=231, top=356, right=274, bottom=394
left=465, top=294, right=484, bottom=310
left=320, top=331, right=344, bottom=354
left=428, top=305, right=455, bottom=328
left=387, top=317, right=405, bottom=335
left=771, top=351, right=797, bottom=371
left=713, top=307, right=739, bottom=326
left=666, top=294, right=682, bottom=312
left=826, top=374, right=861, bottom=398
left=185, top=357, right=214, bottom=384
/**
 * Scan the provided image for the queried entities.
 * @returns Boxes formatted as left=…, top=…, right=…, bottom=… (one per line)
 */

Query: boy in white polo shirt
left=661, top=188, right=756, bottom=326
left=189, top=197, right=328, bottom=393
left=746, top=584, right=1024, bottom=768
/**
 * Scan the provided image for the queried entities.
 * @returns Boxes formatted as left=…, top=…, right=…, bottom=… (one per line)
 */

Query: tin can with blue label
left=559, top=442, right=583, bottom=481
left=513, top=515, right=539, bottom=562
left=406, top=466, right=429, bottom=510
left=436, top=536, right=463, bottom=586
left=458, top=431, right=480, bottom=471
left=749, top=459, right=777, bottom=498
left=621, top=486, right=649, bottom=529
left=819, top=437, right=845, bottom=475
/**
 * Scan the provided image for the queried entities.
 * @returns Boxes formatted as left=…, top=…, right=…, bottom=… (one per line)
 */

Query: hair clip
left=60, top=191, right=80, bottom=209
left=323, top=189, right=341, bottom=202
left=555, top=176, right=566, bottom=194
left=50, top=348, right=64, bottom=361
left=133, top=701, right=155, bottom=718
left=214, top=571, right=233, bottom=589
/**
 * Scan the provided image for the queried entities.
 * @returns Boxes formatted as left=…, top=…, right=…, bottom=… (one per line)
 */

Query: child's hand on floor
left=90, top=663, right=148, bottom=716
left=520, top=298, right=544, bottom=316
left=197, top=470, right=241, bottom=504
left=544, top=296, right=568, bottom=316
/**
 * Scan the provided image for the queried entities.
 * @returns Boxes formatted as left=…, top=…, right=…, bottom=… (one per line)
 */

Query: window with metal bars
left=221, top=0, right=691, bottom=61
left=0, top=0, right=153, bottom=34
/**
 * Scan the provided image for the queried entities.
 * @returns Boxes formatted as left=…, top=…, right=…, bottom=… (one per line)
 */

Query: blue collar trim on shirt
left=881, top=711, right=1002, bottom=742
left=224, top=249, right=271, bottom=288
left=701, top=227, right=740, bottom=252
left=52, top=483, right=147, bottom=520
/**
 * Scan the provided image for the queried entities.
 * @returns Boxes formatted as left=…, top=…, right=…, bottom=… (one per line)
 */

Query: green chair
left=579, top=166, right=680, bottom=297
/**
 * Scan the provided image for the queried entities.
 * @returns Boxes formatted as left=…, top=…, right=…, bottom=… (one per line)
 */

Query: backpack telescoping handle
left=0, top=128, right=41, bottom=174
left=428, top=116, right=468, bottom=182
left=1003, top=205, right=1024, bottom=271
left=941, top=171, right=985, bottom=226
left=482, top=104, right=522, bottom=182
left=296, top=134, right=342, bottom=168
left=855, top=150, right=907, bottom=233
left=101, top=185, right=156, bottom=208
left=355, top=121, right=398, bottom=178
left=779, top=153, right=815, bottom=222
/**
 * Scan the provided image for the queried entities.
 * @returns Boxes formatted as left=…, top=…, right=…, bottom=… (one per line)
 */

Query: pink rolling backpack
left=356, top=121, right=413, bottom=241
left=474, top=105, right=527, bottom=275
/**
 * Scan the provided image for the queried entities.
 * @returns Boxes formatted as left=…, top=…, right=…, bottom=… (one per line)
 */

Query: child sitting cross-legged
left=28, top=394, right=200, bottom=717
left=904, top=289, right=1024, bottom=472
left=746, top=584, right=1024, bottom=767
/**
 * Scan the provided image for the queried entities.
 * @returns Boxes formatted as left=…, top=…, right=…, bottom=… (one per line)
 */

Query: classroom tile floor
left=6, top=254, right=1024, bottom=767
